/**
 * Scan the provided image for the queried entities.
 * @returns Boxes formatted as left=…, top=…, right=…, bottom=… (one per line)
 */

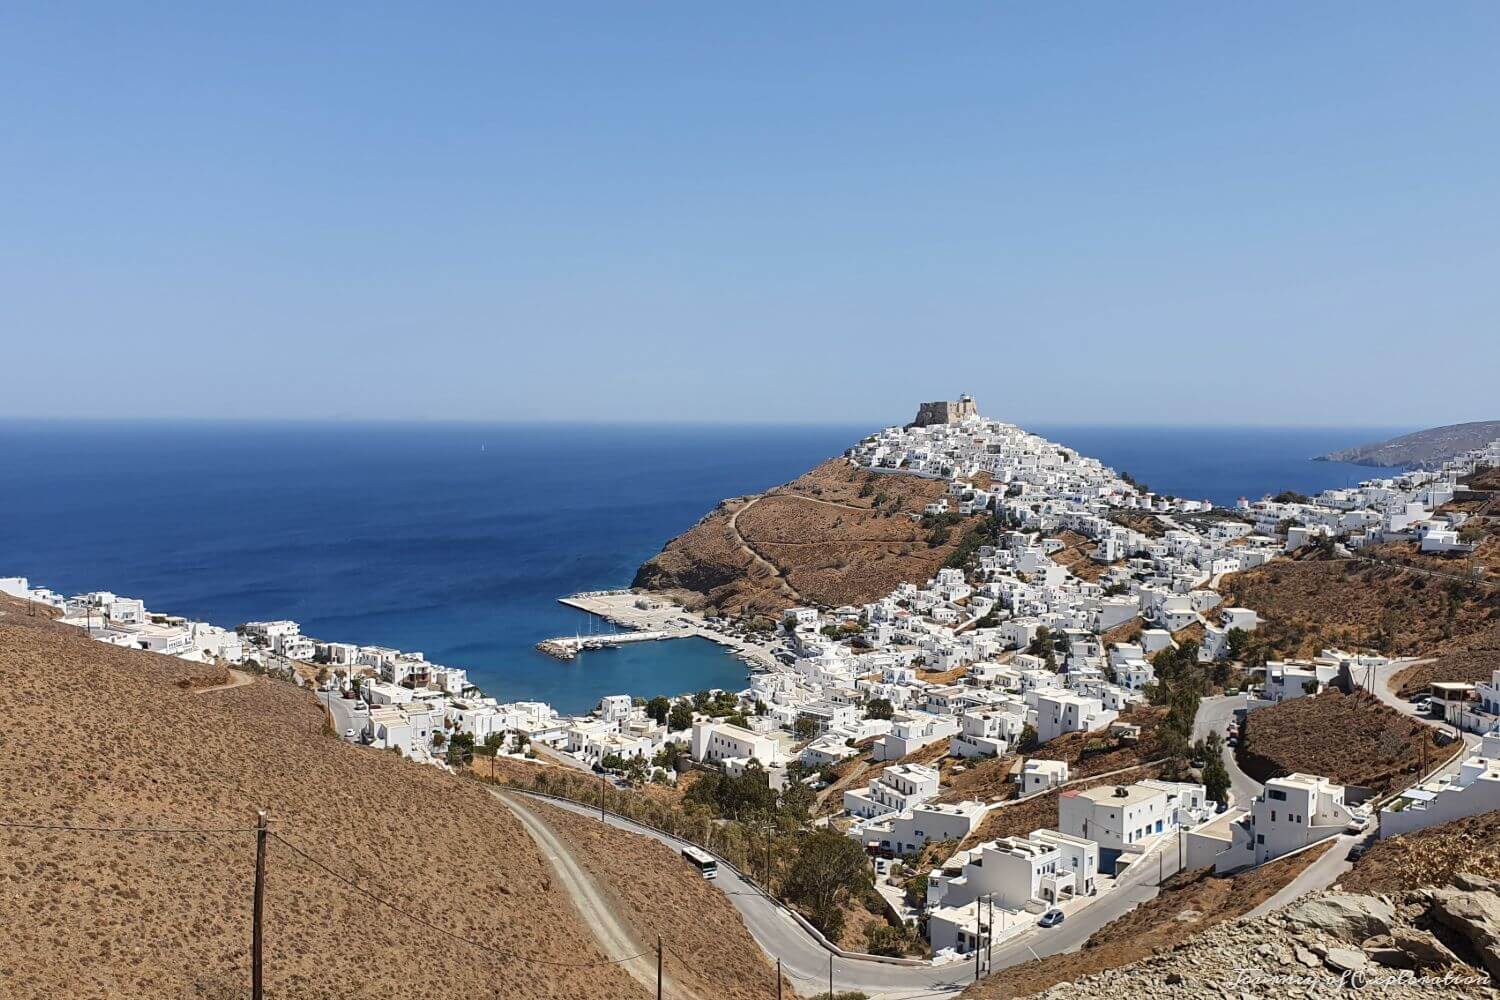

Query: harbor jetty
left=535, top=629, right=684, bottom=660
left=542, top=590, right=778, bottom=669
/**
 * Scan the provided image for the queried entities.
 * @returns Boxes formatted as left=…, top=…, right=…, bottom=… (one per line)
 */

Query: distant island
left=1317, top=420, right=1500, bottom=469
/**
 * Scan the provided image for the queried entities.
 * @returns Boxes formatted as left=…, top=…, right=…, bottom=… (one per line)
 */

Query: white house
left=877, top=712, right=960, bottom=761
left=949, top=708, right=1026, bottom=759
left=926, top=828, right=1099, bottom=954
left=851, top=800, right=986, bottom=856
left=844, top=763, right=941, bottom=820
left=1020, top=758, right=1069, bottom=795
left=690, top=720, right=780, bottom=767
left=1034, top=692, right=1117, bottom=745
left=1263, top=661, right=1339, bottom=703
left=1058, top=779, right=1205, bottom=869
left=1250, top=773, right=1363, bottom=865
left=1380, top=727, right=1500, bottom=839
left=597, top=694, right=634, bottom=723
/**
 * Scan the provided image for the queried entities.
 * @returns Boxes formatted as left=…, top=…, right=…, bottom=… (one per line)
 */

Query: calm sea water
left=0, top=421, right=1404, bottom=712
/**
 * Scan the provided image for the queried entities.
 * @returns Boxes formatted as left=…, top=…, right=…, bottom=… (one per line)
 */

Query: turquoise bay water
left=0, top=421, right=1404, bottom=713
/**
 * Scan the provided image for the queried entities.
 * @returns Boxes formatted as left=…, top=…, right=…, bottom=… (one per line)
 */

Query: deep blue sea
left=0, top=421, right=1404, bottom=712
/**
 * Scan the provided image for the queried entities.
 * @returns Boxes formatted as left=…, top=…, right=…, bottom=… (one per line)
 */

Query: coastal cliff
left=1317, top=420, right=1500, bottom=468
left=633, top=458, right=988, bottom=615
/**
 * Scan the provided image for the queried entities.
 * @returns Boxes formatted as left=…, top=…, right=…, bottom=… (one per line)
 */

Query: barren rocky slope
left=634, top=458, right=988, bottom=614
left=0, top=601, right=651, bottom=1000
left=1029, top=887, right=1497, bottom=998
left=1318, top=420, right=1500, bottom=468
left=1342, top=810, right=1500, bottom=895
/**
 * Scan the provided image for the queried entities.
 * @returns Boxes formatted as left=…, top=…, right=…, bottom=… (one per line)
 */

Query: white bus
left=681, top=845, right=718, bottom=880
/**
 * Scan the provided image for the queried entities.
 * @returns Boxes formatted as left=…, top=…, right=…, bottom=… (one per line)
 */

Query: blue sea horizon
left=0, top=419, right=1408, bottom=712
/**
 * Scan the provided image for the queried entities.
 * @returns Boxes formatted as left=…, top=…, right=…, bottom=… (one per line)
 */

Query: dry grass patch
left=1237, top=690, right=1443, bottom=792
left=1221, top=556, right=1500, bottom=659
left=0, top=607, right=648, bottom=1000
left=1342, top=809, right=1500, bottom=894
left=525, top=799, right=796, bottom=1000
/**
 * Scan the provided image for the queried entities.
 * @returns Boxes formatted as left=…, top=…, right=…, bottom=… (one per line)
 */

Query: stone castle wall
left=911, top=396, right=978, bottom=427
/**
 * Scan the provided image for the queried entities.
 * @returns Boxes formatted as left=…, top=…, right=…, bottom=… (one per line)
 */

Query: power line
left=268, top=831, right=649, bottom=970
left=0, top=820, right=256, bottom=834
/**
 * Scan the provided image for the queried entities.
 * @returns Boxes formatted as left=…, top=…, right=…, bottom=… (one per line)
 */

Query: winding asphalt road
left=495, top=789, right=1187, bottom=999
left=1193, top=693, right=1262, bottom=810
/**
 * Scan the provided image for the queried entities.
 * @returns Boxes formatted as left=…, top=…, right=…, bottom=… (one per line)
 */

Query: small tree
left=1203, top=751, right=1231, bottom=806
left=864, top=697, right=894, bottom=721
left=793, top=716, right=819, bottom=742
left=646, top=695, right=671, bottom=725
left=782, top=830, right=872, bottom=939
left=668, top=702, right=694, bottom=732
left=446, top=731, right=475, bottom=767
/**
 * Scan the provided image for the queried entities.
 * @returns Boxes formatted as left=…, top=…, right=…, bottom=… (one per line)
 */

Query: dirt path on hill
left=726, top=495, right=807, bottom=604
left=191, top=668, right=254, bottom=694
left=767, top=490, right=876, bottom=513
left=492, top=788, right=700, bottom=1000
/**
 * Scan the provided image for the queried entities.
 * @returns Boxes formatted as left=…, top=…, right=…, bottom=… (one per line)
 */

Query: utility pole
left=829, top=953, right=834, bottom=999
left=974, top=909, right=981, bottom=982
left=600, top=773, right=606, bottom=821
left=252, top=809, right=268, bottom=1000
left=776, top=958, right=782, bottom=1000
left=987, top=893, right=993, bottom=971
left=655, top=934, right=662, bottom=1000
left=765, top=826, right=772, bottom=891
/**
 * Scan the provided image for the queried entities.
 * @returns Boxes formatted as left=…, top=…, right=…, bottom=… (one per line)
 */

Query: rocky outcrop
left=1428, top=887, right=1500, bottom=980
left=1284, top=892, right=1395, bottom=943
left=1033, top=884, right=1498, bottom=999
left=1318, top=421, right=1500, bottom=469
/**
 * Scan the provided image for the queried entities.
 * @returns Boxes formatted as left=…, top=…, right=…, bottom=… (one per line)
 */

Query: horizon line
left=0, top=415, right=1423, bottom=432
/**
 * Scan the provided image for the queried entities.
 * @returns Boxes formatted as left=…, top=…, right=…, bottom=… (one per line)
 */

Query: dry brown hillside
left=1391, top=624, right=1500, bottom=697
left=524, top=800, right=797, bottom=1000
left=1220, top=556, right=1500, bottom=659
left=634, top=459, right=988, bottom=614
left=1236, top=690, right=1443, bottom=792
left=1341, top=809, right=1500, bottom=893
left=0, top=604, right=652, bottom=1000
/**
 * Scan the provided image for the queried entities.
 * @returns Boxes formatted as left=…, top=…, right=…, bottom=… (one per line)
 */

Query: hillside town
left=6, top=398, right=1500, bottom=964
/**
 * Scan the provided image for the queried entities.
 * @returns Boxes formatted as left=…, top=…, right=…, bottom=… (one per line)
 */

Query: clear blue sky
left=3, top=4, right=1497, bottom=426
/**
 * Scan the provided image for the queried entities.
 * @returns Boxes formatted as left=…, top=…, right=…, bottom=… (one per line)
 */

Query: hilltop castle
left=910, top=394, right=978, bottom=428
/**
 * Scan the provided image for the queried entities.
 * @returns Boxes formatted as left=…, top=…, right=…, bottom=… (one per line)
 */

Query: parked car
left=1347, top=843, right=1368, bottom=862
left=1038, top=909, right=1065, bottom=928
